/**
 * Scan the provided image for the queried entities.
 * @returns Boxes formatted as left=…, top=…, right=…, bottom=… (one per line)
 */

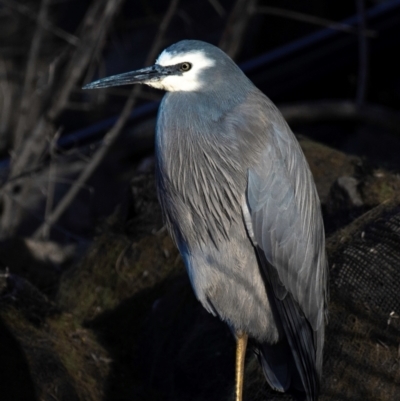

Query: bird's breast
left=155, top=109, right=246, bottom=248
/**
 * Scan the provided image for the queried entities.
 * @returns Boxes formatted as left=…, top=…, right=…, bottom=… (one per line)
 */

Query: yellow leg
left=235, top=332, right=248, bottom=401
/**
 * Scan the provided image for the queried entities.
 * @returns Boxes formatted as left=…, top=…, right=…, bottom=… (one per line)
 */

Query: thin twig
left=255, top=6, right=377, bottom=38
left=207, top=0, right=226, bottom=17
left=356, top=0, right=369, bottom=106
left=0, top=0, right=125, bottom=239
left=2, top=191, right=85, bottom=242
left=67, top=88, right=164, bottom=111
left=9, top=0, right=124, bottom=179
left=0, top=0, right=80, bottom=45
left=34, top=0, right=180, bottom=238
left=48, top=0, right=125, bottom=121
left=13, top=0, right=51, bottom=152
left=35, top=178, right=94, bottom=191
left=279, top=100, right=400, bottom=136
left=40, top=129, right=62, bottom=240
left=0, top=60, right=12, bottom=144
left=219, top=0, right=257, bottom=59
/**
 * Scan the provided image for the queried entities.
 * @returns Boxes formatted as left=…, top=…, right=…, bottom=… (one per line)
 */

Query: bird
left=84, top=40, right=328, bottom=401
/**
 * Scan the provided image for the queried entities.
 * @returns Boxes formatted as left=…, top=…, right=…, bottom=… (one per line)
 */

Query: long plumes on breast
left=203, top=150, right=239, bottom=210
left=166, top=124, right=243, bottom=246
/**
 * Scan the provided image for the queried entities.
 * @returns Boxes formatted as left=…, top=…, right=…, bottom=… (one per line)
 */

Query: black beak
left=82, top=64, right=174, bottom=89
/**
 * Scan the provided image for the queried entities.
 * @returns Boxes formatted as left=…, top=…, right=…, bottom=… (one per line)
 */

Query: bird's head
left=83, top=40, right=246, bottom=93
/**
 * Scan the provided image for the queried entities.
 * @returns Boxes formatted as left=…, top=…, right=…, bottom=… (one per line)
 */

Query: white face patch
left=147, top=50, right=215, bottom=92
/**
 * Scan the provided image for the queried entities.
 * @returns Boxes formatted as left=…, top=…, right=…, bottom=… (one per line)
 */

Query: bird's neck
left=164, top=87, right=248, bottom=122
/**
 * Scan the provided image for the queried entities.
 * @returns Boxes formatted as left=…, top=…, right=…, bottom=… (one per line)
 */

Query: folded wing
left=245, top=120, right=328, bottom=400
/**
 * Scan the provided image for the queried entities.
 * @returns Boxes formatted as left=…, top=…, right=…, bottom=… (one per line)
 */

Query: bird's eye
left=179, top=62, right=192, bottom=72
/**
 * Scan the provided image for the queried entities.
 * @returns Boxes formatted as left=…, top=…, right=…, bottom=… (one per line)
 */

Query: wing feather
left=246, top=123, right=327, bottom=331
left=244, top=117, right=328, bottom=399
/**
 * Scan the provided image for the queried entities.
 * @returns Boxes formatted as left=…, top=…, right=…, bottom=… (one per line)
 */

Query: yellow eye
left=180, top=62, right=192, bottom=72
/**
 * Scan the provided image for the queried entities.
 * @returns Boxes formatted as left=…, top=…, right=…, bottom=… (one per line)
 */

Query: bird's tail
left=255, top=336, right=307, bottom=395
left=255, top=339, right=292, bottom=393
left=255, top=295, right=321, bottom=401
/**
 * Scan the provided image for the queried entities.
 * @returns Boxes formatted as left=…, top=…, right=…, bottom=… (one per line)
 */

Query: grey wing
left=244, top=120, right=328, bottom=398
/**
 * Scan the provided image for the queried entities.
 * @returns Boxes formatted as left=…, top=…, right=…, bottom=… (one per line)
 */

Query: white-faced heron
left=84, top=40, right=328, bottom=401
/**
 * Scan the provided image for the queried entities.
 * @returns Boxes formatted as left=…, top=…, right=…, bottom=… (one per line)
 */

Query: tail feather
left=278, top=295, right=319, bottom=400
left=256, top=252, right=322, bottom=400
left=255, top=340, right=291, bottom=393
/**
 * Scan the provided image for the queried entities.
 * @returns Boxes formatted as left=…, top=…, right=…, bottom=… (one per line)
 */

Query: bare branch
left=0, top=0, right=126, bottom=238
left=33, top=0, right=180, bottom=238
left=40, top=129, right=62, bottom=240
left=208, top=0, right=226, bottom=17
left=255, top=6, right=377, bottom=38
left=2, top=191, right=84, bottom=241
left=9, top=0, right=125, bottom=179
left=279, top=100, right=400, bottom=136
left=0, top=60, right=13, bottom=147
left=219, top=0, right=257, bottom=59
left=13, top=0, right=51, bottom=152
left=47, top=0, right=126, bottom=122
left=0, top=0, right=80, bottom=45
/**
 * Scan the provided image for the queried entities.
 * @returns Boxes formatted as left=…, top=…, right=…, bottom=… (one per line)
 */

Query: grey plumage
left=84, top=40, right=328, bottom=401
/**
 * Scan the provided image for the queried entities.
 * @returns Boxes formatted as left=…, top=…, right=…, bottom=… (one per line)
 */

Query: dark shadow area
left=0, top=317, right=38, bottom=401
left=0, top=239, right=60, bottom=298
left=87, top=274, right=235, bottom=401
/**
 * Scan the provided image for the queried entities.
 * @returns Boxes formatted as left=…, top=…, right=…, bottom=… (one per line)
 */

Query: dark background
left=0, top=0, right=400, bottom=242
left=0, top=0, right=400, bottom=248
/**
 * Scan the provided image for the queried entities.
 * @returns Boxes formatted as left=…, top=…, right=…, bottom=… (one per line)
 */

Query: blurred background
left=1, top=1, right=400, bottom=401
left=0, top=0, right=400, bottom=242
